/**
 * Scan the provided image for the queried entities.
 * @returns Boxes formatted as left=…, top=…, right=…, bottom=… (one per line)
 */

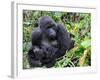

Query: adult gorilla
left=28, top=16, right=74, bottom=68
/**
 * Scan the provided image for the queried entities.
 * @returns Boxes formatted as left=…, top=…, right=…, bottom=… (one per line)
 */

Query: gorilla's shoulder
left=56, top=23, right=67, bottom=34
left=32, top=27, right=42, bottom=38
left=57, top=23, right=66, bottom=30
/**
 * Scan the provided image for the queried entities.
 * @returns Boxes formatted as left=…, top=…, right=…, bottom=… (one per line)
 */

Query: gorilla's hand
left=33, top=47, right=44, bottom=60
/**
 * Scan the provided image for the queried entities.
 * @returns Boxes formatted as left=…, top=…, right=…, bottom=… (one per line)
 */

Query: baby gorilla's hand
left=46, top=47, right=58, bottom=58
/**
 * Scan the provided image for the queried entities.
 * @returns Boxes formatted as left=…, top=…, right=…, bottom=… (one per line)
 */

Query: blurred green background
left=23, top=10, right=91, bottom=69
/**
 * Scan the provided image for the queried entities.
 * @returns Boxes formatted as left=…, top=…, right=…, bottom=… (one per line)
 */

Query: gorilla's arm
left=31, top=27, right=42, bottom=46
left=28, top=27, right=44, bottom=67
left=56, top=23, right=73, bottom=58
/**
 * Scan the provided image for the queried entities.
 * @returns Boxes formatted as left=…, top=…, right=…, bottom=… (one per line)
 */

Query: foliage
left=23, top=10, right=91, bottom=69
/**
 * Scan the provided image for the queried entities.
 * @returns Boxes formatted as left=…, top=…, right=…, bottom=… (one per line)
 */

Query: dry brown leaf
left=79, top=49, right=88, bottom=66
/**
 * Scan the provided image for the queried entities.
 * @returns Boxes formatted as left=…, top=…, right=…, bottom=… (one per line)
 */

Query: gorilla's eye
left=47, top=24, right=55, bottom=29
left=47, top=25, right=52, bottom=29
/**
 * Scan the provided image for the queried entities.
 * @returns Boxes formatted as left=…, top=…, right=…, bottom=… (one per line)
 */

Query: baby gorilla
left=28, top=16, right=74, bottom=68
left=40, top=34, right=59, bottom=67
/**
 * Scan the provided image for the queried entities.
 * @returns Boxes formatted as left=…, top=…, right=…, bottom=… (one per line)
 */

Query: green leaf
left=81, top=39, right=91, bottom=48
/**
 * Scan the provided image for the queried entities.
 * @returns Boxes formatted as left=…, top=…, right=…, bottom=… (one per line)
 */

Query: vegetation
left=23, top=10, right=91, bottom=69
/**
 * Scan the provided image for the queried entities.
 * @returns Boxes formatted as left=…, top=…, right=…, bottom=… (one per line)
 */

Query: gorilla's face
left=39, top=16, right=57, bottom=39
left=46, top=28, right=56, bottom=39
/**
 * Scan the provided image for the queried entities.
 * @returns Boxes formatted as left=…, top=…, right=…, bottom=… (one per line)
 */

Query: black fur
left=28, top=16, right=74, bottom=68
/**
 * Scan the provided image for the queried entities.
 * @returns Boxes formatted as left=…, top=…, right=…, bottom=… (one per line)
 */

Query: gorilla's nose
left=48, top=29, right=56, bottom=38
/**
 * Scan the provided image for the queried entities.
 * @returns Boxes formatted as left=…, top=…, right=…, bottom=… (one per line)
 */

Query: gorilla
left=28, top=16, right=74, bottom=68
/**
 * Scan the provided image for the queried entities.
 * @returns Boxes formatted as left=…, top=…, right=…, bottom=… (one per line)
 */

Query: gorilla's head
left=38, top=16, right=57, bottom=39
